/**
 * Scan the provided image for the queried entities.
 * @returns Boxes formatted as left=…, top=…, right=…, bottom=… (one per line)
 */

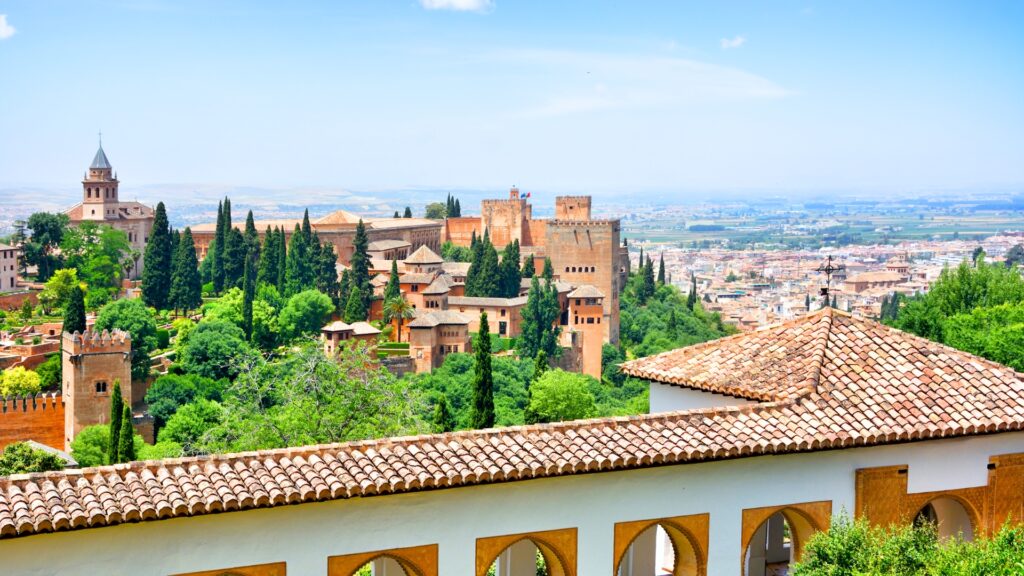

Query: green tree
left=349, top=220, right=371, bottom=312
left=453, top=198, right=461, bottom=217
left=403, top=206, right=413, bottom=218
left=145, top=373, right=223, bottom=433
left=213, top=198, right=229, bottom=293
left=425, top=202, right=447, bottom=219
left=35, top=354, right=62, bottom=390
left=257, top=226, right=280, bottom=289
left=343, top=286, right=367, bottom=323
left=142, top=202, right=173, bottom=309
left=1005, top=244, right=1024, bottom=268
left=63, top=284, right=87, bottom=334
left=158, top=398, right=225, bottom=451
left=518, top=276, right=562, bottom=360
left=527, top=370, right=597, bottom=423
left=117, top=403, right=135, bottom=462
left=94, top=298, right=158, bottom=381
left=276, top=227, right=288, bottom=291
left=169, top=227, right=203, bottom=314
left=179, top=319, right=251, bottom=381
left=108, top=381, right=124, bottom=462
left=279, top=289, right=335, bottom=341
left=542, top=257, right=553, bottom=281
left=657, top=252, right=666, bottom=286
left=241, top=255, right=255, bottom=340
left=471, top=312, right=495, bottom=429
left=314, top=238, right=342, bottom=308
left=222, top=227, right=246, bottom=290
left=432, top=395, right=456, bottom=433
left=285, top=223, right=312, bottom=297
left=686, top=272, right=697, bottom=310
left=38, top=268, right=80, bottom=314
left=0, top=442, right=65, bottom=475
left=0, top=366, right=42, bottom=396
left=61, top=222, right=134, bottom=299
left=243, top=210, right=260, bottom=265
left=70, top=424, right=111, bottom=467
left=498, top=240, right=522, bottom=297
left=384, top=260, right=401, bottom=308
left=22, top=212, right=69, bottom=281
left=522, top=255, right=535, bottom=278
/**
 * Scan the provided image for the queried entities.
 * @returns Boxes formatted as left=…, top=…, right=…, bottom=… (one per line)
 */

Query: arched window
left=915, top=497, right=975, bottom=542
left=477, top=529, right=576, bottom=576
left=743, top=505, right=826, bottom=576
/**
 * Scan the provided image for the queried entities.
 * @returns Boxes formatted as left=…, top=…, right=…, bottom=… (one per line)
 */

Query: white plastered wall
left=649, top=382, right=758, bottom=412
left=1, top=431, right=1021, bottom=576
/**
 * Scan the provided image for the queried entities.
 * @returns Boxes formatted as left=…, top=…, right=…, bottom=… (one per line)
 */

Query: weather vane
left=816, top=255, right=845, bottom=301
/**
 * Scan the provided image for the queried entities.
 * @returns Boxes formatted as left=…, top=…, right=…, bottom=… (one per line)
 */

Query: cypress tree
left=686, top=272, right=697, bottom=310
left=349, top=220, right=371, bottom=311
left=383, top=259, right=401, bottom=318
left=638, top=246, right=643, bottom=269
left=275, top=228, right=287, bottom=292
left=667, top=309, right=678, bottom=334
left=475, top=242, right=500, bottom=297
left=343, top=286, right=367, bottom=323
left=257, top=226, right=278, bottom=287
left=454, top=199, right=461, bottom=217
left=641, top=256, right=655, bottom=303
left=315, top=238, right=341, bottom=308
left=108, top=381, right=123, bottom=464
left=241, top=255, right=254, bottom=340
left=805, top=293, right=811, bottom=310
left=244, top=210, right=260, bottom=265
left=657, top=252, right=666, bottom=286
left=497, top=240, right=522, bottom=297
left=301, top=209, right=312, bottom=244
left=432, top=395, right=456, bottom=433
left=542, top=257, right=553, bottom=282
left=285, top=224, right=310, bottom=296
left=170, top=228, right=202, bottom=314
left=142, top=201, right=172, bottom=309
left=471, top=312, right=495, bottom=429
left=403, top=207, right=412, bottom=218
left=466, top=229, right=485, bottom=295
left=393, top=211, right=400, bottom=218
left=117, top=404, right=135, bottom=463
left=339, top=270, right=351, bottom=304
left=223, top=227, right=246, bottom=289
left=63, top=284, right=87, bottom=334
left=446, top=194, right=453, bottom=217
left=522, top=255, right=535, bottom=278
left=212, top=200, right=225, bottom=293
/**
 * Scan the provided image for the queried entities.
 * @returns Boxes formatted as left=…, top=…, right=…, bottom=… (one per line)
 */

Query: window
left=587, top=317, right=594, bottom=324
left=95, top=381, right=108, bottom=394
left=412, top=285, right=419, bottom=292
left=501, top=309, right=506, bottom=317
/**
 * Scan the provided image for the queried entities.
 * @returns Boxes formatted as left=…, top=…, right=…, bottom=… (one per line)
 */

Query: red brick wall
left=0, top=291, right=38, bottom=312
left=0, top=394, right=65, bottom=451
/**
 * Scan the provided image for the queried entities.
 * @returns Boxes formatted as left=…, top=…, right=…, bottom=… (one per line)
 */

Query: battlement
left=548, top=218, right=620, bottom=227
left=0, top=392, right=62, bottom=414
left=555, top=196, right=592, bottom=221
left=63, top=329, right=132, bottom=354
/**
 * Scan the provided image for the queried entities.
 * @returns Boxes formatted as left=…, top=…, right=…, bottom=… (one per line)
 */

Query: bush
left=155, top=328, right=171, bottom=350
left=0, top=441, right=65, bottom=475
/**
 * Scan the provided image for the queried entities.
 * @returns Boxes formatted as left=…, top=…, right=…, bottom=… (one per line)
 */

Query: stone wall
left=443, top=217, right=483, bottom=246
left=0, top=393, right=65, bottom=451
left=0, top=290, right=37, bottom=312
left=545, top=220, right=621, bottom=343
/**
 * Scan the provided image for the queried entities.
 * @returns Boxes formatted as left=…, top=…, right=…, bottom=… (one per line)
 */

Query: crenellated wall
left=0, top=393, right=65, bottom=451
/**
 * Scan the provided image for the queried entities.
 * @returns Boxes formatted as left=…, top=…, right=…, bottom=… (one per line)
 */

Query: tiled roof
left=407, top=310, right=471, bottom=328
left=400, top=273, right=437, bottom=285
left=90, top=145, right=111, bottom=170
left=568, top=285, right=604, bottom=299
left=3, top=309, right=1024, bottom=540
left=404, top=245, right=443, bottom=264
left=423, top=275, right=454, bottom=295
left=448, top=295, right=528, bottom=308
left=367, top=239, right=411, bottom=251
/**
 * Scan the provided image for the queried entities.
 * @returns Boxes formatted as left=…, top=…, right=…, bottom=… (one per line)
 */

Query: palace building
left=64, top=141, right=155, bottom=279
left=445, top=189, right=629, bottom=344
left=2, top=308, right=1023, bottom=575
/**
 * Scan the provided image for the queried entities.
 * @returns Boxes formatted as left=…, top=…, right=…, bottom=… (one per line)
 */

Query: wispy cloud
left=0, top=15, right=16, bottom=40
left=419, top=0, right=494, bottom=13
left=487, top=49, right=790, bottom=119
left=720, top=35, right=746, bottom=49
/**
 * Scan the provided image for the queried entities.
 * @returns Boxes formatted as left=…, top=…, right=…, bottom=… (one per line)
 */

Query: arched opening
left=914, top=496, right=975, bottom=542
left=351, top=554, right=420, bottom=576
left=744, top=509, right=819, bottom=576
left=484, top=537, right=568, bottom=576
left=616, top=521, right=703, bottom=576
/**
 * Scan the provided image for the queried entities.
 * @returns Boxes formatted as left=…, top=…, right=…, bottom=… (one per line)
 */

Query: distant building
left=64, top=141, right=155, bottom=279
left=0, top=243, right=17, bottom=293
left=321, top=320, right=381, bottom=357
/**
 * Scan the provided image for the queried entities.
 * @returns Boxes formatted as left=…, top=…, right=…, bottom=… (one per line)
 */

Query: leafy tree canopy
left=0, top=442, right=65, bottom=476
left=94, top=298, right=159, bottom=381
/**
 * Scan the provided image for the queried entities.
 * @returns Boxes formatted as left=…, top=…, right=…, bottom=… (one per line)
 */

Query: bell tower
left=81, top=134, right=119, bottom=221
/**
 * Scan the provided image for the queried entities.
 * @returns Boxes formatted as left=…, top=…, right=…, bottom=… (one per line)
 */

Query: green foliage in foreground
left=0, top=442, right=65, bottom=476
left=793, top=515, right=1024, bottom=576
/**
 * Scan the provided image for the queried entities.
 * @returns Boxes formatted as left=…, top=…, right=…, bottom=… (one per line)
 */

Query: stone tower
left=81, top=138, right=120, bottom=221
left=62, top=329, right=132, bottom=449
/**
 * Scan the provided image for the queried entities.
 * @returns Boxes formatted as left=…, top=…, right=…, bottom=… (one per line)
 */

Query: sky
left=1, top=0, right=1022, bottom=197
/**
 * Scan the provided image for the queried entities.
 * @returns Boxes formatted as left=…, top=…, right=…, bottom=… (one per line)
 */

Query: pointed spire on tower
left=91, top=131, right=111, bottom=170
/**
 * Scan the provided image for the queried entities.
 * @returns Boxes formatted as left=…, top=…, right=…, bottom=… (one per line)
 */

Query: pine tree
left=471, top=312, right=495, bottom=429
left=542, top=257, right=553, bottom=281
left=301, top=209, right=312, bottom=244
left=403, top=207, right=413, bottom=218
left=223, top=227, right=246, bottom=289
left=212, top=200, right=226, bottom=293
left=241, top=255, right=254, bottom=340
left=108, top=381, right=123, bottom=464
left=466, top=229, right=485, bottom=295
left=638, top=246, right=644, bottom=269
left=169, top=228, right=202, bottom=314
left=142, top=201, right=172, bottom=309
left=446, top=194, right=453, bottom=217
left=432, top=395, right=456, bottom=433
left=285, top=224, right=311, bottom=296
left=453, top=199, right=461, bottom=217
left=522, top=255, right=535, bottom=278
left=475, top=242, right=500, bottom=297
left=393, top=211, right=400, bottom=218
left=657, top=252, right=666, bottom=286
left=117, top=404, right=135, bottom=463
left=63, top=284, right=87, bottom=334
left=349, top=220, right=371, bottom=312
left=640, top=257, right=655, bottom=304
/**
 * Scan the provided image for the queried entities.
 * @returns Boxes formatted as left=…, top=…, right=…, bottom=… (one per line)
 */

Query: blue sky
left=0, top=1, right=1022, bottom=195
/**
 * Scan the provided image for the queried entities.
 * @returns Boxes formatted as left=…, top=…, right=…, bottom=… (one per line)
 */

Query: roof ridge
left=807, top=307, right=835, bottom=394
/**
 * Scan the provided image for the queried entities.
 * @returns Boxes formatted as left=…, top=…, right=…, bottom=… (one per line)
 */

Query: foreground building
left=1, top=309, right=1023, bottom=575
left=64, top=141, right=155, bottom=279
